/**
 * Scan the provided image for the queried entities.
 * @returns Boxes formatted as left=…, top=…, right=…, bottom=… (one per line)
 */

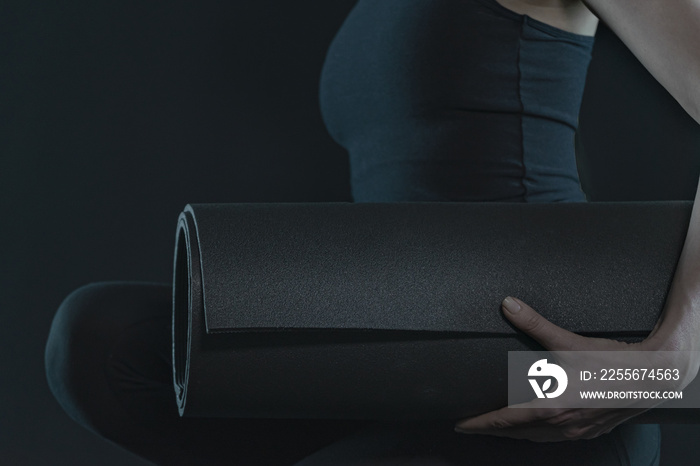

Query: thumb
left=501, top=297, right=584, bottom=351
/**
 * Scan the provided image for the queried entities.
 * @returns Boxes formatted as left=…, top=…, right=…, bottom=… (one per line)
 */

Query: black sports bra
left=319, top=0, right=595, bottom=202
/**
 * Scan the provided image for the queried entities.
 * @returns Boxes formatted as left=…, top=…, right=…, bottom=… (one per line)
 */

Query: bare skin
left=495, top=0, right=599, bottom=36
left=456, top=0, right=700, bottom=442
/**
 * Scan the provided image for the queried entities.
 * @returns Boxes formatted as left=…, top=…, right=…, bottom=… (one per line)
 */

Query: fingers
left=453, top=403, right=563, bottom=442
left=453, top=404, right=613, bottom=442
left=454, top=403, right=544, bottom=432
left=501, top=297, right=586, bottom=351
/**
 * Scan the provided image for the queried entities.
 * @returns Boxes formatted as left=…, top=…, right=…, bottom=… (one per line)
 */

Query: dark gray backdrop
left=2, top=1, right=700, bottom=464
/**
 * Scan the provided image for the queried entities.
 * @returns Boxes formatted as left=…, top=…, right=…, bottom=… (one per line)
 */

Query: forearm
left=582, top=0, right=700, bottom=124
left=647, top=177, right=700, bottom=355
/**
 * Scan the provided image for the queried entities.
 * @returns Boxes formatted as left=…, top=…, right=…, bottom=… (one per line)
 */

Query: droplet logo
left=528, top=359, right=568, bottom=398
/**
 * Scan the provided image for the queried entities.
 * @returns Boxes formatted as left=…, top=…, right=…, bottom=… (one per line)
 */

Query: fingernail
left=454, top=427, right=468, bottom=434
left=502, top=297, right=521, bottom=314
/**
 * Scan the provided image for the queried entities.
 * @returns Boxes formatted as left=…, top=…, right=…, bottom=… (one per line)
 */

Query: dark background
left=3, top=1, right=700, bottom=464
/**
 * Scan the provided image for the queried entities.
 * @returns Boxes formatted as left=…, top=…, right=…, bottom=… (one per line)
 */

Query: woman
left=299, top=0, right=698, bottom=463
left=45, top=0, right=700, bottom=464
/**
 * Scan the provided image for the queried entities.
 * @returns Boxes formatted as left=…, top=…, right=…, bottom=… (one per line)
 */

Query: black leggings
left=45, top=282, right=661, bottom=465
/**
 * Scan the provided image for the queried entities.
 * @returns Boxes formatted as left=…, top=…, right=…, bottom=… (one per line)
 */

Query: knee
left=44, top=281, right=170, bottom=433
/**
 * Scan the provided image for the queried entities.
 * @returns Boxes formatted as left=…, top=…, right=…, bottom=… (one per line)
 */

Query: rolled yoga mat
left=172, top=201, right=698, bottom=422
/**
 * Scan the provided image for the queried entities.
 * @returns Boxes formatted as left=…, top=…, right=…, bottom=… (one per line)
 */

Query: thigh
left=45, top=282, right=370, bottom=466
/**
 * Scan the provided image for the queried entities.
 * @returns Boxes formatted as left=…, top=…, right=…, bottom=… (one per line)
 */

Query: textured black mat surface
left=173, top=202, right=693, bottom=421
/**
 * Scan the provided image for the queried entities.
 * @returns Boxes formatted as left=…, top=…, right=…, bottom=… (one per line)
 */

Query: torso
left=495, top=0, right=599, bottom=36
left=320, top=0, right=596, bottom=203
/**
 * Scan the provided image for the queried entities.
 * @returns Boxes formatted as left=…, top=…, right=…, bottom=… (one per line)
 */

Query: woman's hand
left=453, top=296, right=697, bottom=442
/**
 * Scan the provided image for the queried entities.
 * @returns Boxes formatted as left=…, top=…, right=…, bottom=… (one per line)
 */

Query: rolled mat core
left=172, top=201, right=694, bottom=421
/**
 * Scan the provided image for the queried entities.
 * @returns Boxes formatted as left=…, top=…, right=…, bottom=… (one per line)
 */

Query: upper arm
left=582, top=0, right=700, bottom=124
